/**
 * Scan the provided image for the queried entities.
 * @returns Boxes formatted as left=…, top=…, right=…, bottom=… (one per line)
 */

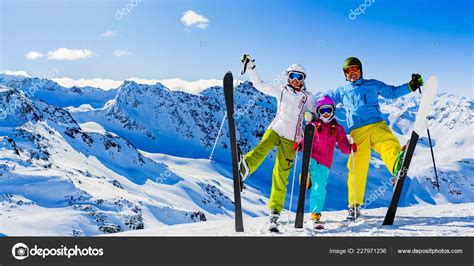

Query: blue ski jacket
left=326, top=78, right=413, bottom=131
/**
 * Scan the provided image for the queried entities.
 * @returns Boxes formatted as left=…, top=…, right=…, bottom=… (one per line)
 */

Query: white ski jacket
left=248, top=67, right=315, bottom=142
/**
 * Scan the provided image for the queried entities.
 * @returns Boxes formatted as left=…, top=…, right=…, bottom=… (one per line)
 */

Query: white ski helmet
left=286, top=64, right=306, bottom=78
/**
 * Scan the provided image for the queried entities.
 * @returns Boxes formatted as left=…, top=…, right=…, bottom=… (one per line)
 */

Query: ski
left=383, top=75, right=438, bottom=225
left=313, top=223, right=325, bottom=230
left=223, top=71, right=244, bottom=232
left=340, top=217, right=363, bottom=227
left=269, top=223, right=281, bottom=234
left=295, top=123, right=315, bottom=228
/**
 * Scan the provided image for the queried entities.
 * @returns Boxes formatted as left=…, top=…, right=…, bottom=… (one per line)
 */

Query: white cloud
left=0, top=70, right=31, bottom=77
left=156, top=78, right=221, bottom=94
left=52, top=77, right=122, bottom=90
left=114, top=50, right=133, bottom=57
left=100, top=30, right=118, bottom=38
left=52, top=76, right=221, bottom=94
left=180, top=10, right=209, bottom=30
left=47, top=48, right=94, bottom=61
left=25, top=51, right=44, bottom=60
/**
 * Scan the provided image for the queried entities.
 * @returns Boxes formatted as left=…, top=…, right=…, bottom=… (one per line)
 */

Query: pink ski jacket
left=301, top=120, right=351, bottom=169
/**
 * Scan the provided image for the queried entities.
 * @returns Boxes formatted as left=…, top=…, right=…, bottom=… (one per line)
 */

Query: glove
left=241, top=54, right=250, bottom=64
left=304, top=111, right=314, bottom=122
left=292, top=142, right=303, bottom=151
left=350, top=143, right=357, bottom=152
left=241, top=54, right=255, bottom=73
left=409, top=73, right=423, bottom=92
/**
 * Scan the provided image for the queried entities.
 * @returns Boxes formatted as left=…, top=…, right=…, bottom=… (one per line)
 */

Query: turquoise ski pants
left=309, top=158, right=330, bottom=214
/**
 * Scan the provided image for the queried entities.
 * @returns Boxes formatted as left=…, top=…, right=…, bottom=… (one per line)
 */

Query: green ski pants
left=244, top=129, right=296, bottom=213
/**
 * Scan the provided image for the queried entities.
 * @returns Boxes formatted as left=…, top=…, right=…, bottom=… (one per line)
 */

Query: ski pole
left=208, top=69, right=246, bottom=161
left=426, top=128, right=440, bottom=191
left=209, top=113, right=227, bottom=161
left=345, top=115, right=358, bottom=219
left=209, top=57, right=253, bottom=161
left=350, top=137, right=357, bottom=219
left=288, top=153, right=298, bottom=223
left=418, top=87, right=440, bottom=191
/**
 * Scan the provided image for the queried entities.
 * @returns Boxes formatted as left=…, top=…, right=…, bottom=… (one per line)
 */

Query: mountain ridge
left=0, top=73, right=472, bottom=236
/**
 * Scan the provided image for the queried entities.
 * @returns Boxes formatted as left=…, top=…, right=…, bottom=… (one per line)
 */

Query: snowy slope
left=67, top=80, right=275, bottom=159
left=113, top=203, right=474, bottom=236
left=66, top=80, right=474, bottom=209
left=378, top=93, right=474, bottom=205
left=0, top=85, right=269, bottom=236
left=0, top=73, right=472, bottom=236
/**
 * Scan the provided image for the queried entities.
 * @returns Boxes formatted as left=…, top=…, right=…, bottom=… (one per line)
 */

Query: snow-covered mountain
left=66, top=80, right=275, bottom=159
left=0, top=74, right=117, bottom=108
left=0, top=73, right=472, bottom=236
left=0, top=83, right=269, bottom=236
left=66, top=76, right=473, bottom=207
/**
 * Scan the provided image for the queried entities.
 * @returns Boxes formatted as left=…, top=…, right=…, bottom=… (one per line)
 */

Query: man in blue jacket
left=326, top=57, right=424, bottom=219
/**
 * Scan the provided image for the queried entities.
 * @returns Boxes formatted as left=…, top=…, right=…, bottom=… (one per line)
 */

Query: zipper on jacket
left=278, top=89, right=284, bottom=110
left=293, top=91, right=308, bottom=142
left=364, top=94, right=367, bottom=104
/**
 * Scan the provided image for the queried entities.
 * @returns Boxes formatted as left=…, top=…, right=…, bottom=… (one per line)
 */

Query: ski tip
left=224, top=71, right=233, bottom=80
left=424, top=75, right=438, bottom=90
left=223, top=71, right=234, bottom=88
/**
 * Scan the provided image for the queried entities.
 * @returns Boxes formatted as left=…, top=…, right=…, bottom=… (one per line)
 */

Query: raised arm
left=325, top=88, right=343, bottom=105
left=374, top=79, right=412, bottom=99
left=305, top=92, right=316, bottom=113
left=242, top=55, right=281, bottom=98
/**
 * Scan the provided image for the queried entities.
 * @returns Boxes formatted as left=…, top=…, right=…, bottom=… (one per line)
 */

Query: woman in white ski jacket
left=240, top=55, right=315, bottom=228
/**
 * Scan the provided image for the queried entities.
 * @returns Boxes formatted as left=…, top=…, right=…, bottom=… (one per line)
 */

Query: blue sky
left=0, top=0, right=472, bottom=97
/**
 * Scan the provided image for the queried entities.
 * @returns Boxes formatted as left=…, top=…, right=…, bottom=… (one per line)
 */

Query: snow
left=112, top=203, right=474, bottom=236
left=67, top=104, right=96, bottom=113
left=0, top=201, right=97, bottom=236
left=0, top=74, right=472, bottom=236
left=79, top=122, right=108, bottom=134
left=0, top=86, right=11, bottom=93
left=0, top=148, right=270, bottom=236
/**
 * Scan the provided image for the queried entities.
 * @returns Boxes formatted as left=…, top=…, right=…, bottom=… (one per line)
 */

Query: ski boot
left=237, top=146, right=249, bottom=191
left=346, top=204, right=361, bottom=221
left=269, top=209, right=281, bottom=233
left=392, top=144, right=407, bottom=187
left=311, top=213, right=324, bottom=230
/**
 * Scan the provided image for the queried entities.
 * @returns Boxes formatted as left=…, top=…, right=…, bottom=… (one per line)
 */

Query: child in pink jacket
left=301, top=95, right=356, bottom=228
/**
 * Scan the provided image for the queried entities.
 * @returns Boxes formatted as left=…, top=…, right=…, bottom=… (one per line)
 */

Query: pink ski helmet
left=316, top=95, right=335, bottom=109
left=316, top=96, right=336, bottom=123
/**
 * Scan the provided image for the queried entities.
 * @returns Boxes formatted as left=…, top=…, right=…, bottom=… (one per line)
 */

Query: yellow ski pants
left=347, top=121, right=401, bottom=207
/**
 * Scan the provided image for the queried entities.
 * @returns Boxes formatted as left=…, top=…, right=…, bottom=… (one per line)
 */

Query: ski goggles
left=318, top=105, right=334, bottom=115
left=344, top=65, right=360, bottom=75
left=288, top=72, right=305, bottom=81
